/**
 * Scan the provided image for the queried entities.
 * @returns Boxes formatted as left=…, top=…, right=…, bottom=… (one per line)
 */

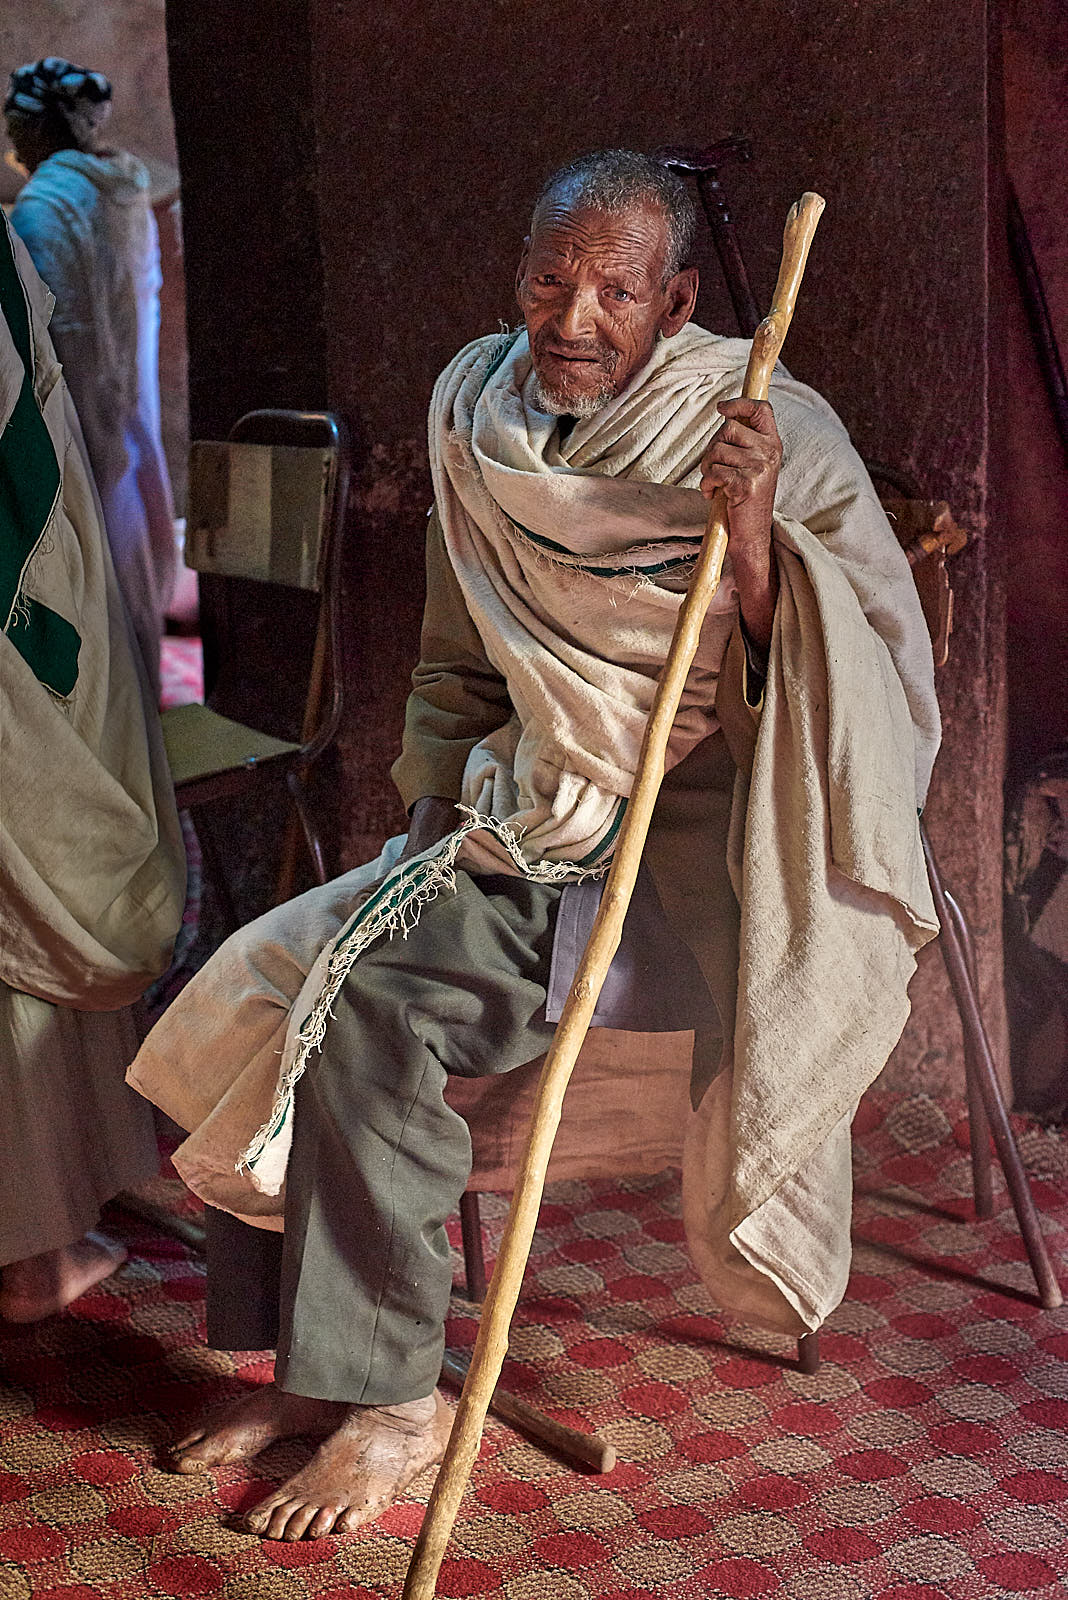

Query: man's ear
left=659, top=265, right=699, bottom=339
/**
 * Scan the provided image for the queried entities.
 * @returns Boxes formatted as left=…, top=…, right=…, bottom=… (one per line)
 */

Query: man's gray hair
left=532, top=150, right=697, bottom=280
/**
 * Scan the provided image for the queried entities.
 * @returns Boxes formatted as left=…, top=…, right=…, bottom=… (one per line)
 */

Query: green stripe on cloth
left=573, top=797, right=627, bottom=868
left=0, top=215, right=80, bottom=697
left=475, top=329, right=522, bottom=403
left=512, top=517, right=701, bottom=579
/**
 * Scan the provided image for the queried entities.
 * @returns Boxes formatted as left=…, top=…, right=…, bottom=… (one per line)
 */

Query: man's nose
left=555, top=286, right=599, bottom=341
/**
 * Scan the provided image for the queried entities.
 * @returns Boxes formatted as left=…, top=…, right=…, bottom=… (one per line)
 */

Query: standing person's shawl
left=11, top=148, right=178, bottom=691
left=236, top=321, right=939, bottom=1342
left=0, top=215, right=185, bottom=1009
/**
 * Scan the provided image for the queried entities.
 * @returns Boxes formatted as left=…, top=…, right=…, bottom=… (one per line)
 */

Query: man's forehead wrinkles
left=532, top=240, right=652, bottom=279
left=530, top=205, right=667, bottom=277
left=530, top=234, right=660, bottom=280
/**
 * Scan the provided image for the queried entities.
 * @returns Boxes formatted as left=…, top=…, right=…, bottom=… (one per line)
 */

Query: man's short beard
left=532, top=374, right=616, bottom=418
left=529, top=326, right=623, bottom=419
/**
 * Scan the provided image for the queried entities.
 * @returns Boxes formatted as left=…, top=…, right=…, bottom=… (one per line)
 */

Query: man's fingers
left=704, top=442, right=763, bottom=473
left=717, top=397, right=776, bottom=433
left=699, top=463, right=753, bottom=502
left=715, top=418, right=759, bottom=447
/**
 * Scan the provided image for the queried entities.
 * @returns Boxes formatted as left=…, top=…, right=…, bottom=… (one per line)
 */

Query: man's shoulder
left=435, top=327, right=520, bottom=389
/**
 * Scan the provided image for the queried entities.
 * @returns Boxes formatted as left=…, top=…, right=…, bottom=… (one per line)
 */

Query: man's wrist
left=408, top=795, right=460, bottom=830
left=730, top=535, right=774, bottom=583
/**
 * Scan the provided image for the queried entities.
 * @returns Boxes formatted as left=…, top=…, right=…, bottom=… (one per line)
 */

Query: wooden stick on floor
left=403, top=192, right=826, bottom=1599
left=439, top=1350, right=615, bottom=1474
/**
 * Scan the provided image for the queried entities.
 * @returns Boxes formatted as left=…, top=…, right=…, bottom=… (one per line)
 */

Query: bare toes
left=265, top=1501, right=303, bottom=1542
left=171, top=1432, right=241, bottom=1473
left=307, top=1505, right=342, bottom=1539
left=282, top=1503, right=322, bottom=1541
left=336, top=1504, right=368, bottom=1535
left=172, top=1427, right=207, bottom=1454
left=244, top=1498, right=286, bottom=1537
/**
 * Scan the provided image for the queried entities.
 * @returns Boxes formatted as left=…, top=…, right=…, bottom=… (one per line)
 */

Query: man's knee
left=211, top=874, right=364, bottom=1008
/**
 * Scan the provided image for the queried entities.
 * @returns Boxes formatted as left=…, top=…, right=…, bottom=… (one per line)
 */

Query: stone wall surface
left=1002, top=0, right=1068, bottom=775
left=166, top=1, right=1007, bottom=1092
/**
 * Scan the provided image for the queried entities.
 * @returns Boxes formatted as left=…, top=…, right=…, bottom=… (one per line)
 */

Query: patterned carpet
left=1, top=1094, right=1066, bottom=1599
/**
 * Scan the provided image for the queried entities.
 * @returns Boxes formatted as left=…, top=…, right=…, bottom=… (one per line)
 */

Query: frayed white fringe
left=236, top=808, right=613, bottom=1179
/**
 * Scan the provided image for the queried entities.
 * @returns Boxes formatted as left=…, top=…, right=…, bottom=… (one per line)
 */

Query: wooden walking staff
left=403, top=191, right=826, bottom=1599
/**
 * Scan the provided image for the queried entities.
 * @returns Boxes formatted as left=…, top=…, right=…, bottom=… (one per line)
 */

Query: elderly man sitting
left=130, top=149, right=939, bottom=1540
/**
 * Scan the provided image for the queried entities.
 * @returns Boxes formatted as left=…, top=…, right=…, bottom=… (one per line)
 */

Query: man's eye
left=535, top=274, right=561, bottom=287
left=608, top=288, right=632, bottom=303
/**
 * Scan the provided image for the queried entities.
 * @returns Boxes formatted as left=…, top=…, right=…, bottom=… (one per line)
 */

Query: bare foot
left=243, top=1390, right=453, bottom=1541
left=0, top=1232, right=127, bottom=1322
left=172, top=1384, right=349, bottom=1473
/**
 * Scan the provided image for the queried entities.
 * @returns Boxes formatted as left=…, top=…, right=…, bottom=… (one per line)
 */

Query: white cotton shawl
left=237, top=323, right=941, bottom=1204
left=429, top=323, right=745, bottom=872
left=0, top=221, right=185, bottom=1009
left=239, top=324, right=758, bottom=1185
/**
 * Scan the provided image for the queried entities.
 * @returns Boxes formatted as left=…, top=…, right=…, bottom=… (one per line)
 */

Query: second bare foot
left=243, top=1390, right=453, bottom=1540
left=172, top=1383, right=349, bottom=1473
left=0, top=1233, right=127, bottom=1323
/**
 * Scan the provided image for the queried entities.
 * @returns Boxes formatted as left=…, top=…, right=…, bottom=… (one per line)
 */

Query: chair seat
left=161, top=701, right=299, bottom=787
left=446, top=1028, right=696, bottom=1191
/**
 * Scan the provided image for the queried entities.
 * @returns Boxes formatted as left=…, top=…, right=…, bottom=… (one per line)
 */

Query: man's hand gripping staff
left=403, top=192, right=826, bottom=1600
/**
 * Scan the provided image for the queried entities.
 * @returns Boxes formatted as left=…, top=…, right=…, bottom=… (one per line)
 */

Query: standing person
left=0, top=214, right=186, bottom=1319
left=4, top=57, right=177, bottom=693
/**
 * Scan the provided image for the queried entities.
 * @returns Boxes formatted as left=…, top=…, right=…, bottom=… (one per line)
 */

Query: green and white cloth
left=1, top=216, right=185, bottom=1264
left=0, top=213, right=184, bottom=1012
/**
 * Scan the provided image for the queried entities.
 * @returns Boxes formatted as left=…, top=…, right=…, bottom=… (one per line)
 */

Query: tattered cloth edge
left=236, top=807, right=610, bottom=1185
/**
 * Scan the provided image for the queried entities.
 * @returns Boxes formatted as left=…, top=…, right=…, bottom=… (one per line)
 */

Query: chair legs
left=459, top=1191, right=488, bottom=1302
left=195, top=808, right=241, bottom=935
left=460, top=1184, right=824, bottom=1372
left=942, top=880, right=995, bottom=1217
left=457, top=841, right=1065, bottom=1389
left=921, top=823, right=1063, bottom=1309
left=283, top=768, right=330, bottom=890
left=797, top=1332, right=821, bottom=1373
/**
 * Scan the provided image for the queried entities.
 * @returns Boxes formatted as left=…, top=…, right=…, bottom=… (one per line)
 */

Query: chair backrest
left=186, top=440, right=335, bottom=590
left=191, top=409, right=352, bottom=760
left=880, top=497, right=968, bottom=668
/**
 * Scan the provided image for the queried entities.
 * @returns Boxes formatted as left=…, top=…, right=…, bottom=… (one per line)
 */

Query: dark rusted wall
left=168, top=0, right=1006, bottom=1091
left=165, top=0, right=329, bottom=435
left=1003, top=0, right=1068, bottom=776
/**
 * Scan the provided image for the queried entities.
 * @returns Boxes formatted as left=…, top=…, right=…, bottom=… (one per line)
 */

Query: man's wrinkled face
left=516, top=196, right=697, bottom=417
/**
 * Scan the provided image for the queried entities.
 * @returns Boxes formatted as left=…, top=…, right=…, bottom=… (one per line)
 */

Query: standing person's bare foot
left=242, top=1390, right=453, bottom=1541
left=0, top=1232, right=127, bottom=1322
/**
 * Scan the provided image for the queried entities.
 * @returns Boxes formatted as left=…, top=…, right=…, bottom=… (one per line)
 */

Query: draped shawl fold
left=0, top=217, right=184, bottom=1010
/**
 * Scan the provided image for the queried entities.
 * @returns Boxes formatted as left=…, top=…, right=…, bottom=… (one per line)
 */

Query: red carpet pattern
left=1, top=1094, right=1067, bottom=1599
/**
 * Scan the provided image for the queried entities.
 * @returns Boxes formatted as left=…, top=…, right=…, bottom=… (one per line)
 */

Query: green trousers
left=272, top=870, right=561, bottom=1405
